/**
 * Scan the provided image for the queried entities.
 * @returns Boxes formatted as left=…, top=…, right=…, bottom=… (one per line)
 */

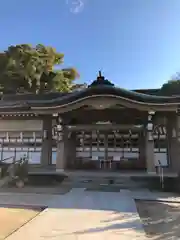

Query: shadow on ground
left=136, top=199, right=180, bottom=239
left=40, top=212, right=145, bottom=238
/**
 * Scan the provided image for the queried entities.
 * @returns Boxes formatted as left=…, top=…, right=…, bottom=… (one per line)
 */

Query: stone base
left=56, top=168, right=67, bottom=176
left=56, top=168, right=65, bottom=173
left=147, top=171, right=156, bottom=175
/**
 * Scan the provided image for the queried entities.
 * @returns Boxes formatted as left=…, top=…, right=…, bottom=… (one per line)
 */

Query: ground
left=136, top=200, right=180, bottom=239
left=0, top=189, right=146, bottom=240
left=0, top=186, right=70, bottom=195
left=0, top=206, right=41, bottom=239
left=0, top=187, right=180, bottom=239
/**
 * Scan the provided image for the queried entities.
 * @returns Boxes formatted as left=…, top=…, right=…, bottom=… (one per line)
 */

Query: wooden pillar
left=40, top=115, right=52, bottom=167
left=168, top=114, right=180, bottom=173
left=146, top=112, right=156, bottom=174
left=66, top=132, right=76, bottom=169
left=139, top=130, right=146, bottom=168
left=56, top=126, right=68, bottom=172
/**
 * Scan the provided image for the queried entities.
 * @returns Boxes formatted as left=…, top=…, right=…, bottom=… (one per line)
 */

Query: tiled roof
left=0, top=73, right=179, bottom=112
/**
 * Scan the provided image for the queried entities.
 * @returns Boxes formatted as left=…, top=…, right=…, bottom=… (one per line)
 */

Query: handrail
left=0, top=156, right=15, bottom=163
left=0, top=156, right=28, bottom=165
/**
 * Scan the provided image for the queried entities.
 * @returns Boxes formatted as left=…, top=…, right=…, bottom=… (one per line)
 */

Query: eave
left=0, top=84, right=179, bottom=114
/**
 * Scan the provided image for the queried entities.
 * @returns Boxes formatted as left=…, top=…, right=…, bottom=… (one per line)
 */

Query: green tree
left=160, top=72, right=180, bottom=96
left=0, top=44, right=80, bottom=94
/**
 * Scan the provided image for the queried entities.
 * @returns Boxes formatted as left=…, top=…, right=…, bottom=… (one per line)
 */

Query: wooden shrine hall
left=0, top=72, right=180, bottom=175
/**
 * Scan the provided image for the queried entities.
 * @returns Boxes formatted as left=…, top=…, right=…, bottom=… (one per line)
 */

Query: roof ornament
left=89, top=71, right=114, bottom=87
left=97, top=71, right=105, bottom=81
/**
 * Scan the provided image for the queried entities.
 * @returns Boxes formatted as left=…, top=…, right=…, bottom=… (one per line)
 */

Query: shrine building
left=0, top=72, right=179, bottom=175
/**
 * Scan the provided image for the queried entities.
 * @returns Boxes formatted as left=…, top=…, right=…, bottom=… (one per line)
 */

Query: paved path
left=4, top=188, right=146, bottom=240
left=0, top=192, right=56, bottom=207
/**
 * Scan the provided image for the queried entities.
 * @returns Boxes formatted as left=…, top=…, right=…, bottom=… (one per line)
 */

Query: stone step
left=62, top=178, right=147, bottom=189
left=68, top=176, right=132, bottom=180
left=65, top=178, right=141, bottom=185
left=62, top=183, right=146, bottom=190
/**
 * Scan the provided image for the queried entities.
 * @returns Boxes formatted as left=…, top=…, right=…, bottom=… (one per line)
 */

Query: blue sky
left=1, top=0, right=180, bottom=89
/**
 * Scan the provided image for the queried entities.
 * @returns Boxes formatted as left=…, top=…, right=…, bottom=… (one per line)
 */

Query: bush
left=0, top=164, right=9, bottom=178
left=14, top=157, right=29, bottom=181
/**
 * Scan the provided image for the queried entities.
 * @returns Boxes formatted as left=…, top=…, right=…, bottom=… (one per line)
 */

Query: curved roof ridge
left=0, top=84, right=180, bottom=111
left=25, top=84, right=180, bottom=107
left=113, top=85, right=174, bottom=99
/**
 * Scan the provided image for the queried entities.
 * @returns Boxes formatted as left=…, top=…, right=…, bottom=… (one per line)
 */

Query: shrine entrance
left=74, top=125, right=142, bottom=170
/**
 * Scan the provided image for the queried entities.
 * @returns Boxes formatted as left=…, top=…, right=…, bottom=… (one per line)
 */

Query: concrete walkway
left=4, top=188, right=146, bottom=240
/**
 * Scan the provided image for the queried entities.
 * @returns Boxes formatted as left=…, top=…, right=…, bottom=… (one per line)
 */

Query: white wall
left=0, top=120, right=42, bottom=131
